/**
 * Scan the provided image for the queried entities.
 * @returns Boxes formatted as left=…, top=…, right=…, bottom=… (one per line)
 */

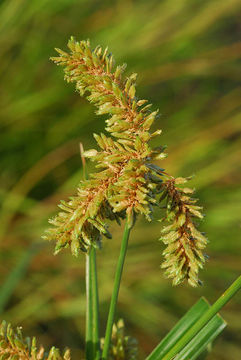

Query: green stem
left=83, top=149, right=100, bottom=359
left=102, top=221, right=131, bottom=360
left=86, top=246, right=101, bottom=360
left=91, top=246, right=101, bottom=360
left=162, top=275, right=241, bottom=360
left=85, top=250, right=93, bottom=360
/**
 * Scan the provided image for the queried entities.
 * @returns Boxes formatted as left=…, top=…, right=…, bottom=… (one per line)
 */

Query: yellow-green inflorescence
left=159, top=177, right=208, bottom=287
left=0, top=320, right=71, bottom=360
left=44, top=37, right=208, bottom=286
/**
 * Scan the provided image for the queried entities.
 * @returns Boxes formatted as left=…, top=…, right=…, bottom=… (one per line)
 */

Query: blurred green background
left=0, top=0, right=241, bottom=359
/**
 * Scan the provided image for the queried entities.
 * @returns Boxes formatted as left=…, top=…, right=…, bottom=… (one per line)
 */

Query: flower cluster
left=44, top=38, right=207, bottom=286
left=101, top=319, right=138, bottom=360
left=44, top=38, right=164, bottom=254
left=0, top=321, right=70, bottom=360
left=159, top=177, right=208, bottom=286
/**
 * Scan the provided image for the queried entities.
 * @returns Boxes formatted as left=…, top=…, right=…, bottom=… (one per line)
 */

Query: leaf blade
left=174, top=314, right=226, bottom=360
left=146, top=297, right=210, bottom=360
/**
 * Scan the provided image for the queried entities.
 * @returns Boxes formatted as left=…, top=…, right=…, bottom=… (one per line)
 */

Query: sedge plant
left=1, top=38, right=240, bottom=360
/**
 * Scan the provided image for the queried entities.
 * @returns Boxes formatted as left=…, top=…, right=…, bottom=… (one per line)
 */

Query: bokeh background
left=0, top=0, right=241, bottom=359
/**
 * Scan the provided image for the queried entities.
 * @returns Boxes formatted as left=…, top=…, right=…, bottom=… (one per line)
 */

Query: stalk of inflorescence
left=162, top=274, right=241, bottom=360
left=85, top=250, right=94, bottom=360
left=102, top=221, right=131, bottom=360
left=85, top=247, right=101, bottom=360
left=81, top=144, right=100, bottom=360
left=91, top=247, right=101, bottom=360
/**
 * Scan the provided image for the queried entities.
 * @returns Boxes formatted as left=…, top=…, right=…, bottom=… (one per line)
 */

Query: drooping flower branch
left=43, top=38, right=208, bottom=286
left=158, top=176, right=207, bottom=287
left=0, top=321, right=70, bottom=360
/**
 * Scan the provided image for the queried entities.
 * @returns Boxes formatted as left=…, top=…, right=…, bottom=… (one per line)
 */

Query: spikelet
left=44, top=38, right=165, bottom=256
left=45, top=38, right=208, bottom=286
left=0, top=320, right=71, bottom=360
left=159, top=177, right=208, bottom=287
left=100, top=319, right=138, bottom=360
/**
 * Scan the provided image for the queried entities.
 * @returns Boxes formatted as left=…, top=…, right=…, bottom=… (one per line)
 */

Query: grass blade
left=147, top=275, right=241, bottom=360
left=162, top=275, right=241, bottom=360
left=174, top=314, right=226, bottom=360
left=146, top=298, right=209, bottom=360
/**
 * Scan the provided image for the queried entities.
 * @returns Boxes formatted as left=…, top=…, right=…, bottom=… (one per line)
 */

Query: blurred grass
left=0, top=0, right=240, bottom=359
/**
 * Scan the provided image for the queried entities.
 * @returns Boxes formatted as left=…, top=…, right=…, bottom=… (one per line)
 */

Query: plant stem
left=82, top=144, right=100, bottom=359
left=102, top=221, right=131, bottom=360
left=91, top=246, right=101, bottom=360
left=86, top=246, right=101, bottom=360
left=162, top=275, right=241, bottom=360
left=85, top=250, right=93, bottom=360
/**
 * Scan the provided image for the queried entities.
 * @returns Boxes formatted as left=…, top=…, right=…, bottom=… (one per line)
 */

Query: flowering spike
left=45, top=38, right=208, bottom=286
left=159, top=177, right=208, bottom=286
left=0, top=321, right=70, bottom=360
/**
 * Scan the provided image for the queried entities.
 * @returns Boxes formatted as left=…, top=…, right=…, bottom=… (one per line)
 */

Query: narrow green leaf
left=174, top=315, right=226, bottom=360
left=162, top=275, right=241, bottom=360
left=146, top=298, right=209, bottom=360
